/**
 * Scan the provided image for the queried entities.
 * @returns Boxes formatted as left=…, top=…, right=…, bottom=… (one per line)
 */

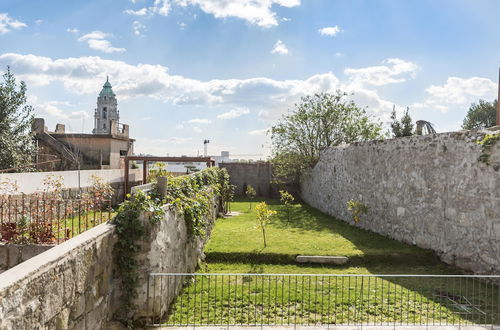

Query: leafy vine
left=477, top=133, right=500, bottom=165
left=112, top=167, right=231, bottom=323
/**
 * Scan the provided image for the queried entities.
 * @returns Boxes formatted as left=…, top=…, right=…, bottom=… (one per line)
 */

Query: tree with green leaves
left=279, top=190, right=294, bottom=223
left=245, top=185, right=256, bottom=211
left=0, top=67, right=36, bottom=171
left=255, top=202, right=277, bottom=248
left=390, top=106, right=414, bottom=137
left=271, top=91, right=383, bottom=185
left=462, top=99, right=497, bottom=130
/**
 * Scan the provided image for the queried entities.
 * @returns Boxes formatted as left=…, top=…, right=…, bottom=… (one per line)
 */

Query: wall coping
left=0, top=222, right=115, bottom=291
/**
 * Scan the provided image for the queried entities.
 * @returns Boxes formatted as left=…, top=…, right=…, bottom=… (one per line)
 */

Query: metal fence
left=146, top=273, right=500, bottom=328
left=0, top=196, right=112, bottom=244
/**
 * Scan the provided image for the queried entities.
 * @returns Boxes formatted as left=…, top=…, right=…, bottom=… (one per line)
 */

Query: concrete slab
left=296, top=255, right=349, bottom=265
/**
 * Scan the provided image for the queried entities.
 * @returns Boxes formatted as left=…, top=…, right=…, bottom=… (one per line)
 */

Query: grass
left=162, top=197, right=499, bottom=326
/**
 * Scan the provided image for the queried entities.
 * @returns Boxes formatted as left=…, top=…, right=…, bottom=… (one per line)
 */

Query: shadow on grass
left=205, top=251, right=442, bottom=267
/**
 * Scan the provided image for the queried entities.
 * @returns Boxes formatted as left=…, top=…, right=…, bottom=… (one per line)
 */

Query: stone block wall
left=220, top=162, right=274, bottom=197
left=0, top=223, right=117, bottom=329
left=301, top=129, right=500, bottom=274
left=0, top=189, right=220, bottom=329
left=0, top=244, right=53, bottom=272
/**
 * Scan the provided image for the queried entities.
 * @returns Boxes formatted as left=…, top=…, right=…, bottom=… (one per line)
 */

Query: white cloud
left=124, top=0, right=300, bottom=27
left=187, top=118, right=212, bottom=124
left=248, top=128, right=269, bottom=135
left=175, top=124, right=184, bottom=129
left=335, top=52, right=344, bottom=57
left=258, top=110, right=270, bottom=120
left=271, top=40, right=289, bottom=55
left=35, top=19, right=43, bottom=25
left=414, top=77, right=497, bottom=112
left=0, top=13, right=27, bottom=34
left=344, top=58, right=419, bottom=87
left=28, top=96, right=89, bottom=121
left=217, top=107, right=249, bottom=119
left=0, top=53, right=406, bottom=120
left=67, top=27, right=79, bottom=34
left=193, top=126, right=202, bottom=133
left=124, top=8, right=149, bottom=16
left=318, top=26, right=341, bottom=36
left=133, top=21, right=146, bottom=36
left=78, top=31, right=126, bottom=53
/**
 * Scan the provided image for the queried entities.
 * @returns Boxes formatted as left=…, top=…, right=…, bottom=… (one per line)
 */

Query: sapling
left=255, top=202, right=277, bottom=248
left=245, top=185, right=256, bottom=211
left=279, top=190, right=294, bottom=223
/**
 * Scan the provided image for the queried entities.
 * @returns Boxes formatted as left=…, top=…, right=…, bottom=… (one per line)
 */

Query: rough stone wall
left=0, top=189, right=220, bottom=328
left=0, top=224, right=117, bottom=329
left=0, top=244, right=53, bottom=272
left=133, top=193, right=220, bottom=321
left=220, top=162, right=274, bottom=197
left=301, top=129, right=500, bottom=274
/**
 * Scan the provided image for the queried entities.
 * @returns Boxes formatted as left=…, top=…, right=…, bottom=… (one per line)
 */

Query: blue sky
left=1, top=0, right=499, bottom=157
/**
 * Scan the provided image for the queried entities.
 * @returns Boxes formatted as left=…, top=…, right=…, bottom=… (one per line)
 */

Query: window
left=103, top=123, right=106, bottom=129
left=103, top=107, right=107, bottom=119
left=120, top=150, right=128, bottom=156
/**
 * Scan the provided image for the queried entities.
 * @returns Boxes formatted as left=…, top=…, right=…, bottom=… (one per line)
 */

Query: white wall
left=0, top=168, right=143, bottom=194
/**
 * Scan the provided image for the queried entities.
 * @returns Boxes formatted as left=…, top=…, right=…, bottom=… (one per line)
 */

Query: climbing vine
left=477, top=132, right=500, bottom=165
left=112, top=190, right=164, bottom=322
left=112, top=167, right=231, bottom=322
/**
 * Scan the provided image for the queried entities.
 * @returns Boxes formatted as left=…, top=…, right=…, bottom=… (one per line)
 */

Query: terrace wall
left=301, top=129, right=500, bottom=274
left=0, top=192, right=219, bottom=329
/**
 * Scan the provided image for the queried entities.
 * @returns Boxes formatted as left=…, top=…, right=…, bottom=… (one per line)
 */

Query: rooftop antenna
left=203, top=139, right=210, bottom=157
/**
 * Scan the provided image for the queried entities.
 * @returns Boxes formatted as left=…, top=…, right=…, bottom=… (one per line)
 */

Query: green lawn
left=162, top=198, right=499, bottom=326
left=204, top=197, right=452, bottom=273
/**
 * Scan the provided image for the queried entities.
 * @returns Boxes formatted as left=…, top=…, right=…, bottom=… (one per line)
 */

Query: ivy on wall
left=477, top=133, right=500, bottom=165
left=112, top=167, right=231, bottom=324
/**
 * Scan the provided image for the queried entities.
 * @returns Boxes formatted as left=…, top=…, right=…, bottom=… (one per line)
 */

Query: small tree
left=347, top=200, right=369, bottom=223
left=390, top=106, right=414, bottom=137
left=245, top=185, right=256, bottom=211
left=279, top=190, right=294, bottom=222
left=255, top=202, right=277, bottom=248
left=462, top=99, right=497, bottom=130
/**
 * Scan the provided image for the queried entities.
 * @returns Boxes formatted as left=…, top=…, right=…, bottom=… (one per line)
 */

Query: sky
left=1, top=0, right=500, bottom=158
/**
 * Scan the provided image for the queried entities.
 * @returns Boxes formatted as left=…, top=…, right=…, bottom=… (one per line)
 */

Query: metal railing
left=146, top=273, right=500, bottom=328
left=0, top=196, right=112, bottom=244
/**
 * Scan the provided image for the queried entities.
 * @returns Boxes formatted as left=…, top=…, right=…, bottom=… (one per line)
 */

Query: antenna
left=203, top=139, right=210, bottom=157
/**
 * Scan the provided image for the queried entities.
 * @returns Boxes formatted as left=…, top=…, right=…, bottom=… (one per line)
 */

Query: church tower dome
left=93, top=76, right=119, bottom=134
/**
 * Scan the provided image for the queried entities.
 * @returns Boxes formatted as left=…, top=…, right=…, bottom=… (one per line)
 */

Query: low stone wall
left=0, top=244, right=53, bottom=272
left=301, top=129, right=500, bottom=274
left=133, top=193, right=220, bottom=322
left=220, top=162, right=274, bottom=197
left=0, top=223, right=117, bottom=329
left=0, top=189, right=220, bottom=328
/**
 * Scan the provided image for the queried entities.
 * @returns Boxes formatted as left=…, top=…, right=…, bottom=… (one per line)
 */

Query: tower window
left=103, top=123, right=106, bottom=129
left=103, top=107, right=107, bottom=119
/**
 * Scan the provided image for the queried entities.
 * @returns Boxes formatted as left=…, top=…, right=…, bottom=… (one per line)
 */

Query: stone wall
left=0, top=223, right=117, bottom=329
left=0, top=189, right=220, bottom=329
left=301, top=129, right=500, bottom=274
left=0, top=244, right=53, bottom=272
left=220, top=162, right=274, bottom=197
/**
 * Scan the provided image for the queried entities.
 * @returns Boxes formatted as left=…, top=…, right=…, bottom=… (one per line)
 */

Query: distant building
left=33, top=78, right=134, bottom=171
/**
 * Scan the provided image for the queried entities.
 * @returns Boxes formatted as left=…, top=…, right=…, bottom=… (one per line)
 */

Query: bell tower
left=93, top=76, right=119, bottom=134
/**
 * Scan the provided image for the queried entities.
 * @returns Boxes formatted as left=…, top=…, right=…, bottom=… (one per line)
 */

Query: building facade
left=33, top=78, right=134, bottom=171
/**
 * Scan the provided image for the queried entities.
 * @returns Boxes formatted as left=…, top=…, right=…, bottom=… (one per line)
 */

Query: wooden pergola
left=123, top=156, right=215, bottom=199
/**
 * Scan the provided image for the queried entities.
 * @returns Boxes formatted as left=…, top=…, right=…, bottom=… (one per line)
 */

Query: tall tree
left=462, top=99, right=497, bottom=130
left=390, top=106, right=414, bottom=137
left=0, top=67, right=36, bottom=171
left=271, top=91, right=383, bottom=185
